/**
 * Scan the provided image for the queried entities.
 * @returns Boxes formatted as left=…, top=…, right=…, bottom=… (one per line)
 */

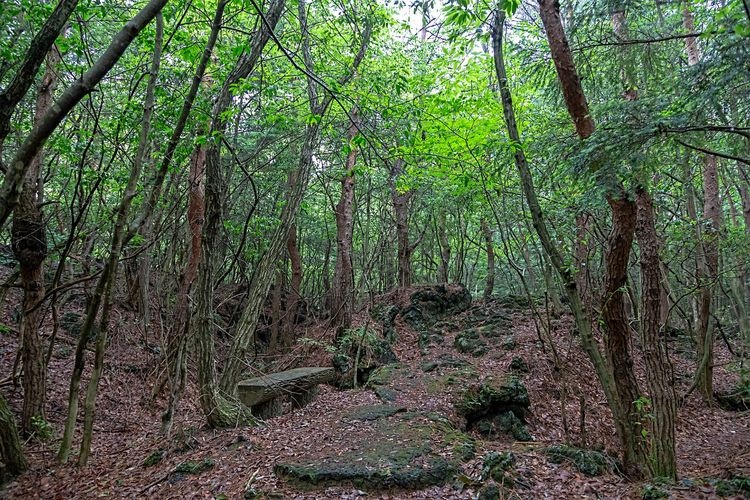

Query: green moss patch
left=172, top=458, right=215, bottom=475
left=545, top=445, right=618, bottom=477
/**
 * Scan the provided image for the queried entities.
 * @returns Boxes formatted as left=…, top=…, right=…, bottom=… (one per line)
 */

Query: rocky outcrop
left=455, top=376, right=531, bottom=441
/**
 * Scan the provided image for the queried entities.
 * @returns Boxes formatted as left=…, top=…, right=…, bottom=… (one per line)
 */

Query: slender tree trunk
left=683, top=3, right=720, bottom=402
left=492, top=9, right=622, bottom=462
left=0, top=0, right=79, bottom=154
left=481, top=218, right=495, bottom=299
left=437, top=209, right=450, bottom=283
left=283, top=218, right=302, bottom=345
left=12, top=45, right=60, bottom=433
left=57, top=12, right=164, bottom=465
left=218, top=123, right=314, bottom=396
left=161, top=138, right=205, bottom=435
left=390, top=159, right=413, bottom=288
left=330, top=109, right=360, bottom=331
left=195, top=0, right=286, bottom=421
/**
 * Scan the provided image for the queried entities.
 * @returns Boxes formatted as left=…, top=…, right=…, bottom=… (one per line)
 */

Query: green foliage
left=30, top=416, right=54, bottom=443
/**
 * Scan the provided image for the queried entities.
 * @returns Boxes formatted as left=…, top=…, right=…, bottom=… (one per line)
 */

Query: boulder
left=401, top=284, right=472, bottom=335
left=454, top=329, right=489, bottom=357
left=455, top=376, right=531, bottom=441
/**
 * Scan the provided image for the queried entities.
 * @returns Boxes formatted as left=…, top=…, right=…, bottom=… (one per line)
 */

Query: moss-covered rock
left=344, top=404, right=407, bottom=422
left=545, top=444, right=618, bottom=477
left=477, top=483, right=503, bottom=500
left=712, top=475, right=750, bottom=497
left=370, top=303, right=400, bottom=342
left=456, top=376, right=529, bottom=421
left=401, top=285, right=472, bottom=347
left=421, top=354, right=469, bottom=373
left=483, top=451, right=515, bottom=471
left=60, top=312, right=97, bottom=341
left=366, top=363, right=405, bottom=387
left=454, top=329, right=489, bottom=357
left=333, top=331, right=399, bottom=388
left=274, top=413, right=464, bottom=490
left=509, top=356, right=529, bottom=373
left=173, top=458, right=215, bottom=475
left=455, top=376, right=531, bottom=441
left=374, top=386, right=398, bottom=403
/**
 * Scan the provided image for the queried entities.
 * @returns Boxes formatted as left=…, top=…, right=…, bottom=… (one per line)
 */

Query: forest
left=0, top=0, right=748, bottom=497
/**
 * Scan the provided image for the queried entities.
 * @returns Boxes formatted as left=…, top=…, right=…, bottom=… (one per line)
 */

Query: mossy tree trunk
left=0, top=394, right=26, bottom=483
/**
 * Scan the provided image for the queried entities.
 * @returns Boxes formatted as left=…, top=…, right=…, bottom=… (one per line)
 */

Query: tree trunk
left=601, top=195, right=647, bottom=477
left=330, top=109, right=360, bottom=331
left=161, top=138, right=205, bottom=435
left=437, top=209, right=450, bottom=283
left=0, top=0, right=78, bottom=154
left=283, top=219, right=302, bottom=345
left=390, top=159, right=413, bottom=288
left=57, top=11, right=164, bottom=465
left=635, top=188, right=677, bottom=479
left=0, top=394, right=26, bottom=484
left=12, top=45, right=60, bottom=433
left=683, top=3, right=720, bottom=403
left=481, top=218, right=495, bottom=299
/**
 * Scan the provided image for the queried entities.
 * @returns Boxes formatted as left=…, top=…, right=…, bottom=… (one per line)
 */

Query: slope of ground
left=1, top=284, right=748, bottom=499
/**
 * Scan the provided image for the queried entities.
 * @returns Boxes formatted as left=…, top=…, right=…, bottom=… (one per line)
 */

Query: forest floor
left=1, top=282, right=749, bottom=499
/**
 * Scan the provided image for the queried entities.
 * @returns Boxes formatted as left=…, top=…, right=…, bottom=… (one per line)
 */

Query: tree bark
left=601, top=195, right=646, bottom=476
left=330, top=109, right=360, bottom=331
left=390, top=159, right=413, bottom=288
left=12, top=45, right=60, bottom=433
left=0, top=393, right=26, bottom=484
left=282, top=218, right=302, bottom=344
left=683, top=3, right=720, bottom=402
left=635, top=188, right=677, bottom=479
left=437, top=209, right=451, bottom=283
left=481, top=218, right=495, bottom=299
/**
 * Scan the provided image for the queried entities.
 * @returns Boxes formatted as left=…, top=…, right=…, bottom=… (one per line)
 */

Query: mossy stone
left=344, top=404, right=406, bottom=422
left=454, top=329, right=489, bottom=357
left=545, top=444, right=616, bottom=477
left=173, top=458, right=215, bottom=474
